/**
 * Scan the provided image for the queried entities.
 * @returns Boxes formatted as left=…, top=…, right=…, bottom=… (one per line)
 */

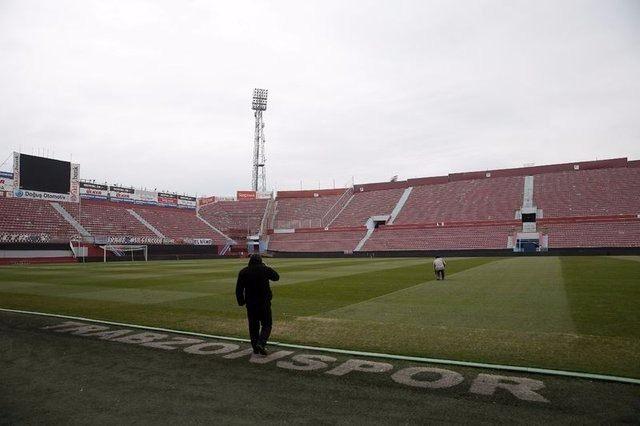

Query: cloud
left=1, top=0, right=639, bottom=195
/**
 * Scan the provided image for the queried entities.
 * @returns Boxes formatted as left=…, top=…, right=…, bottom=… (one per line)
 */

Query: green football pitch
left=1, top=256, right=638, bottom=378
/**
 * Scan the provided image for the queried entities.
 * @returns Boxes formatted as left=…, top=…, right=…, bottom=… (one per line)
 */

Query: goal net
left=100, top=244, right=148, bottom=262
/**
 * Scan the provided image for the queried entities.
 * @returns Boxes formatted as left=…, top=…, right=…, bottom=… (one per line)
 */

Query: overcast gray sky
left=1, top=0, right=639, bottom=196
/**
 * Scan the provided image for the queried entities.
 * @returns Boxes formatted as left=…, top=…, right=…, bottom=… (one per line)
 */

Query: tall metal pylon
left=251, top=88, right=268, bottom=192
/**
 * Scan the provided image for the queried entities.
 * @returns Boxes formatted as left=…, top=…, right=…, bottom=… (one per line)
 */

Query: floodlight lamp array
left=252, top=88, right=268, bottom=111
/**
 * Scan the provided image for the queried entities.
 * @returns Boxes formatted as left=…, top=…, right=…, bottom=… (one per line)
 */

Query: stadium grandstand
left=0, top=154, right=639, bottom=263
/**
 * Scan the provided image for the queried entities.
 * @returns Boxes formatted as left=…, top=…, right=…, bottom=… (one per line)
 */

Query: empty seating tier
left=330, top=188, right=404, bottom=228
left=64, top=200, right=157, bottom=239
left=1, top=157, right=638, bottom=253
left=274, top=195, right=339, bottom=229
left=540, top=220, right=640, bottom=248
left=363, top=225, right=515, bottom=251
left=0, top=198, right=76, bottom=242
left=534, top=167, right=640, bottom=218
left=268, top=230, right=366, bottom=252
left=133, top=206, right=228, bottom=244
left=198, top=199, right=268, bottom=234
left=394, top=176, right=524, bottom=224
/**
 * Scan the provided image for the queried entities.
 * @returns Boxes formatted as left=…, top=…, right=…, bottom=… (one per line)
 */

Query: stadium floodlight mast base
left=251, top=88, right=268, bottom=193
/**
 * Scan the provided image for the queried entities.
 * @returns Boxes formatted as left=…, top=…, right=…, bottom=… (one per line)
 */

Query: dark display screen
left=19, top=154, right=71, bottom=194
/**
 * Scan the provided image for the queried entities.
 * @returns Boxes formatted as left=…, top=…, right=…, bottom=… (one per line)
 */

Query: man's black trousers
left=246, top=303, right=272, bottom=350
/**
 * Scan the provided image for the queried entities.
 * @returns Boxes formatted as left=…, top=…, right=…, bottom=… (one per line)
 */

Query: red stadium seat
left=1, top=158, right=638, bottom=253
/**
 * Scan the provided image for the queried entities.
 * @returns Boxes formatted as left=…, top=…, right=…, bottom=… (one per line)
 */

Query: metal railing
left=321, top=186, right=353, bottom=227
left=259, top=198, right=275, bottom=236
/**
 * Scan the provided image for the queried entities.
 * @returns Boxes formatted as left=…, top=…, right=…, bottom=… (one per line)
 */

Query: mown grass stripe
left=2, top=307, right=638, bottom=386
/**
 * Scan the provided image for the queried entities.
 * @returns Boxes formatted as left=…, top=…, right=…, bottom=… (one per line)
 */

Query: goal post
left=69, top=237, right=88, bottom=262
left=100, top=244, right=148, bottom=262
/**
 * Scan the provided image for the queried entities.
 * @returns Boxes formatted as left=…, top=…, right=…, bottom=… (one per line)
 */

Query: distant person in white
left=433, top=256, right=446, bottom=280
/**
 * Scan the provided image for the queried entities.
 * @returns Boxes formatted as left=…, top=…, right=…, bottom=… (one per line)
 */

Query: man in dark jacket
left=236, top=254, right=280, bottom=355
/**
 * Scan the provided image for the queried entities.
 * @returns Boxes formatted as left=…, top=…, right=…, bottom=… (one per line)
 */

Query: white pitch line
left=1, top=307, right=639, bottom=386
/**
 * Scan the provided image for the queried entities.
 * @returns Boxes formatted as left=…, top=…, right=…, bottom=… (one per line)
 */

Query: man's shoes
left=252, top=347, right=260, bottom=355
left=255, top=344, right=268, bottom=356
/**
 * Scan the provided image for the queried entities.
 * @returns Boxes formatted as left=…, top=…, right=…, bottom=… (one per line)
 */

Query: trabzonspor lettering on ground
left=42, top=321, right=549, bottom=403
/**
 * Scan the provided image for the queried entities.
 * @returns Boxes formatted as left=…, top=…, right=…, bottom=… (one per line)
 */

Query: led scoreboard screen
left=19, top=154, right=71, bottom=194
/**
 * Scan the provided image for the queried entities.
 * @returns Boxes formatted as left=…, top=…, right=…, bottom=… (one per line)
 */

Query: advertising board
left=197, top=196, right=217, bottom=208
left=134, top=189, right=158, bottom=205
left=73, top=175, right=196, bottom=210
left=191, top=238, right=213, bottom=245
left=256, top=191, right=272, bottom=199
left=109, top=185, right=135, bottom=202
left=80, top=182, right=109, bottom=200
left=158, top=192, right=178, bottom=206
left=177, top=195, right=196, bottom=209
left=69, top=164, right=80, bottom=202
left=237, top=190, right=256, bottom=200
left=0, top=172, right=13, bottom=192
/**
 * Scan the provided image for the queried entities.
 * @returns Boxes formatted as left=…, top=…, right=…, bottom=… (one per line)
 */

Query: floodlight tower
left=251, top=88, right=268, bottom=192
